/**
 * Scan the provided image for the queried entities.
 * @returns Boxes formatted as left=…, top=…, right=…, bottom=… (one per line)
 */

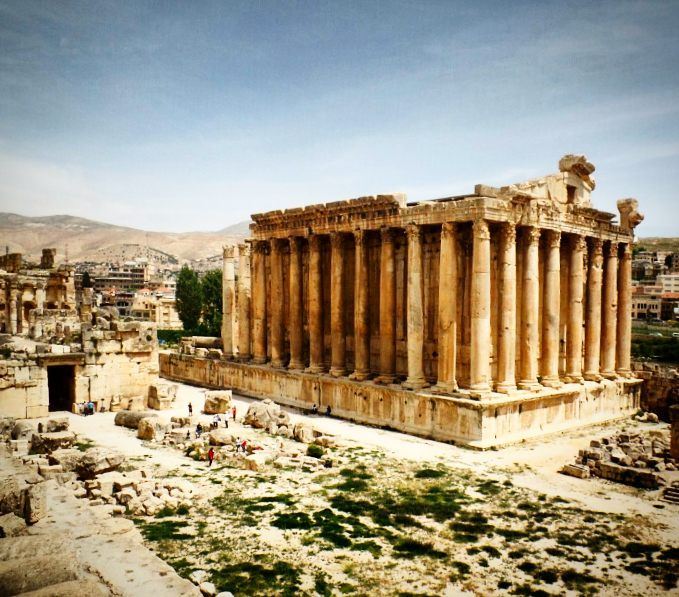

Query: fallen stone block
left=23, top=481, right=47, bottom=524
left=560, top=464, right=590, bottom=479
left=203, top=391, right=233, bottom=414
left=0, top=513, right=27, bottom=537
left=114, top=410, right=158, bottom=429
left=137, top=417, right=168, bottom=441
left=208, top=429, right=236, bottom=446
left=46, top=417, right=69, bottom=432
left=30, top=431, right=77, bottom=454
left=11, top=420, right=38, bottom=440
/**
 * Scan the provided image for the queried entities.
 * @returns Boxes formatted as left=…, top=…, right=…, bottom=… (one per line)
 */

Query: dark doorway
left=47, top=365, right=75, bottom=412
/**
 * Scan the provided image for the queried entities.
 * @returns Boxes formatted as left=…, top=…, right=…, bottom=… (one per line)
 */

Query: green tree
left=200, top=269, right=223, bottom=337
left=81, top=271, right=93, bottom=288
left=175, top=266, right=202, bottom=333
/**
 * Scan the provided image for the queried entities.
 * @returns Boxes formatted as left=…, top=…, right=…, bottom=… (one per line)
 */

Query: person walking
left=207, top=447, right=215, bottom=467
left=188, top=402, right=193, bottom=416
left=235, top=436, right=241, bottom=453
left=232, top=405, right=237, bottom=422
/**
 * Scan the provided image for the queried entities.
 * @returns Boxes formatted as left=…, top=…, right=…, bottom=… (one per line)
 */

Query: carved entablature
left=248, top=155, right=638, bottom=244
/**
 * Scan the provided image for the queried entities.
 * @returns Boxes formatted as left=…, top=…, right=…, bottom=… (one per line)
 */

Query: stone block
left=0, top=554, right=79, bottom=595
left=0, top=513, right=27, bottom=537
left=203, top=391, right=232, bottom=414
left=30, top=431, right=76, bottom=454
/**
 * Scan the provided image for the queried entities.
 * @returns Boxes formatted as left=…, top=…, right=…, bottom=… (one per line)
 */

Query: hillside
left=0, top=212, right=250, bottom=264
left=636, top=237, right=679, bottom=253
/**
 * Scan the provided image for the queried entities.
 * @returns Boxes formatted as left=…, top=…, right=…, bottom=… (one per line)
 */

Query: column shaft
left=350, top=230, right=370, bottom=380
left=584, top=239, right=604, bottom=380
left=269, top=238, right=285, bottom=367
left=600, top=242, right=618, bottom=378
left=616, top=243, right=633, bottom=376
left=404, top=224, right=427, bottom=389
left=221, top=246, right=235, bottom=358
left=541, top=230, right=562, bottom=387
left=330, top=233, right=346, bottom=376
left=565, top=235, right=585, bottom=382
left=306, top=235, right=324, bottom=373
left=470, top=219, right=491, bottom=392
left=252, top=241, right=268, bottom=364
left=288, top=237, right=304, bottom=369
left=434, top=222, right=458, bottom=393
left=496, top=223, right=517, bottom=392
left=519, top=227, right=541, bottom=390
left=377, top=228, right=396, bottom=383
left=237, top=243, right=251, bottom=360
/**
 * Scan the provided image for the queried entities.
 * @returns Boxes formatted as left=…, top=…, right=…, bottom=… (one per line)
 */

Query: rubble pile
left=561, top=427, right=676, bottom=489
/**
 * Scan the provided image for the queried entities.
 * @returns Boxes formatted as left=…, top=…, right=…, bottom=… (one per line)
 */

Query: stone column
left=434, top=222, right=458, bottom=393
left=221, top=246, right=236, bottom=358
left=584, top=238, right=604, bottom=381
left=600, top=241, right=618, bottom=379
left=8, top=288, right=18, bottom=335
left=237, top=243, right=252, bottom=361
left=252, top=241, right=268, bottom=364
left=377, top=227, right=396, bottom=384
left=269, top=238, right=285, bottom=368
left=518, top=226, right=541, bottom=391
left=496, top=223, right=517, bottom=393
left=470, top=219, right=491, bottom=393
left=329, top=233, right=346, bottom=377
left=306, top=235, right=324, bottom=373
left=288, top=236, right=304, bottom=370
left=616, top=242, right=633, bottom=376
left=350, top=229, right=370, bottom=381
left=403, top=224, right=427, bottom=389
left=541, top=230, right=562, bottom=388
left=565, top=235, right=585, bottom=382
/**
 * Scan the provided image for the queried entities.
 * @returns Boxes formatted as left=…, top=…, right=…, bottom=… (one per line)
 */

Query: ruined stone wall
left=0, top=355, right=48, bottom=418
left=633, top=361, right=679, bottom=421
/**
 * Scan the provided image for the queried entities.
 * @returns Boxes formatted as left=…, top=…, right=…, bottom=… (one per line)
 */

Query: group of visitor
left=79, top=401, right=96, bottom=416
left=310, top=403, right=331, bottom=417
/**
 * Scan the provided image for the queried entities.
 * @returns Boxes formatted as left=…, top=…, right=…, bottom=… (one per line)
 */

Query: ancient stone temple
left=161, top=155, right=644, bottom=447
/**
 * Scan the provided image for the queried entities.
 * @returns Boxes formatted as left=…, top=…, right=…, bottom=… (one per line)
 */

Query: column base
left=402, top=377, right=429, bottom=390
left=540, top=377, right=563, bottom=389
left=616, top=369, right=632, bottom=379
left=349, top=370, right=370, bottom=381
left=288, top=360, right=305, bottom=371
left=495, top=382, right=517, bottom=394
left=271, top=359, right=286, bottom=369
left=221, top=353, right=234, bottom=361
left=374, top=374, right=396, bottom=385
left=518, top=380, right=542, bottom=392
left=305, top=365, right=325, bottom=374
left=600, top=370, right=617, bottom=380
left=238, top=354, right=251, bottom=363
left=431, top=381, right=458, bottom=395
left=583, top=372, right=602, bottom=382
left=562, top=374, right=584, bottom=384
left=329, top=367, right=346, bottom=378
left=252, top=356, right=267, bottom=365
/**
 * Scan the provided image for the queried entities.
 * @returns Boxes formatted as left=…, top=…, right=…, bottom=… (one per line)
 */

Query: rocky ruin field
left=55, top=384, right=678, bottom=597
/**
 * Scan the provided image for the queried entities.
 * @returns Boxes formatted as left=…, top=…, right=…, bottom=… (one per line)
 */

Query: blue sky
left=0, top=0, right=678, bottom=234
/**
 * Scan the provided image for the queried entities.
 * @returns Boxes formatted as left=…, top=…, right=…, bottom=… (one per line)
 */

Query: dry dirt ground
left=66, top=383, right=679, bottom=597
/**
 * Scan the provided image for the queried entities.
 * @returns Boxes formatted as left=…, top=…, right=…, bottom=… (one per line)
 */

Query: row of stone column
left=1, top=285, right=46, bottom=335
left=239, top=221, right=632, bottom=393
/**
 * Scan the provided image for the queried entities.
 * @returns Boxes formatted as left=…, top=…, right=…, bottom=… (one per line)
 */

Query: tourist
left=188, top=402, right=193, bottom=416
left=232, top=405, right=237, bottom=421
left=196, top=423, right=203, bottom=438
left=241, top=439, right=247, bottom=453
left=207, top=447, right=215, bottom=467
left=235, top=436, right=241, bottom=452
left=213, top=414, right=221, bottom=429
left=186, top=430, right=191, bottom=441
left=87, top=401, right=95, bottom=416
left=311, top=404, right=318, bottom=415
left=224, top=416, right=229, bottom=429
left=325, top=405, right=332, bottom=417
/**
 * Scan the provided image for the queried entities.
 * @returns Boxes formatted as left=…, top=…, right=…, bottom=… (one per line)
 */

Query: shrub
left=307, top=444, right=325, bottom=458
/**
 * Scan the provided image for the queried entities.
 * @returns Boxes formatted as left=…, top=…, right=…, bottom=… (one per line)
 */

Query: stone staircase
left=661, top=481, right=679, bottom=504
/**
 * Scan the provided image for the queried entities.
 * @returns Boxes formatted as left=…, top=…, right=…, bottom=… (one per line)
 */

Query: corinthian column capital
left=473, top=218, right=490, bottom=240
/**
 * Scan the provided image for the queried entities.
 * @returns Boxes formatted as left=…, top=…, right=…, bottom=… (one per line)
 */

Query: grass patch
left=211, top=560, right=301, bottom=596
left=135, top=519, right=192, bottom=542
left=560, top=568, right=601, bottom=590
left=272, top=511, right=312, bottom=530
left=307, top=444, right=325, bottom=458
left=393, top=538, right=447, bottom=559
left=414, top=468, right=446, bottom=479
left=351, top=540, right=382, bottom=557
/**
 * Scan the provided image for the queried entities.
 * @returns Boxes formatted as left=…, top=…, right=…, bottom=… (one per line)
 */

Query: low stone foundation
left=160, top=352, right=642, bottom=448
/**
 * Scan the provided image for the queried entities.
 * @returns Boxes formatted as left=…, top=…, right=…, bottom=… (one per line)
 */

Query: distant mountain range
left=0, top=213, right=250, bottom=264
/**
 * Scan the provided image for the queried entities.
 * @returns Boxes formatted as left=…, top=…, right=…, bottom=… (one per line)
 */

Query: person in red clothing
left=207, top=447, right=215, bottom=467
left=232, top=405, right=237, bottom=421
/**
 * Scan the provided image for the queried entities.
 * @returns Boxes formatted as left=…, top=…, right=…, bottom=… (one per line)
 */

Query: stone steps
left=661, top=487, right=679, bottom=504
